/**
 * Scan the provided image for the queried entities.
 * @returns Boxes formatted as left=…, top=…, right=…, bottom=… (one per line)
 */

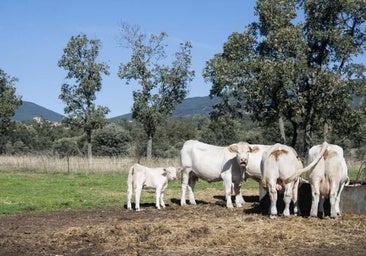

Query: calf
left=261, top=142, right=327, bottom=218
left=127, top=163, right=179, bottom=211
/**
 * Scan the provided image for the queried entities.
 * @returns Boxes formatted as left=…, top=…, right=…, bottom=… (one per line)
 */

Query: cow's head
left=163, top=167, right=179, bottom=181
left=228, top=142, right=253, bottom=167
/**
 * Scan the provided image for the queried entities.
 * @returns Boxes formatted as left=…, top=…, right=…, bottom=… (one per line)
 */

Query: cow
left=285, top=143, right=349, bottom=218
left=244, top=144, right=272, bottom=200
left=261, top=142, right=328, bottom=218
left=179, top=140, right=255, bottom=208
left=127, top=163, right=179, bottom=211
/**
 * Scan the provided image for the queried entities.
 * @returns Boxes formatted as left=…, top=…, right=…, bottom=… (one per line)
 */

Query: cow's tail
left=127, top=165, right=135, bottom=198
left=284, top=141, right=328, bottom=184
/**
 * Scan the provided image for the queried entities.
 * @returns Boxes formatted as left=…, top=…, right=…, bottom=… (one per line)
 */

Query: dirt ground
left=1, top=188, right=365, bottom=256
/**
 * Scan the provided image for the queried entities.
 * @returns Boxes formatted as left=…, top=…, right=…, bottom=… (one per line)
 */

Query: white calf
left=127, top=163, right=179, bottom=211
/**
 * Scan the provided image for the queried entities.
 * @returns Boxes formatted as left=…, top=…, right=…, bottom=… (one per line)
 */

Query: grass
left=0, top=168, right=260, bottom=215
left=0, top=170, right=125, bottom=214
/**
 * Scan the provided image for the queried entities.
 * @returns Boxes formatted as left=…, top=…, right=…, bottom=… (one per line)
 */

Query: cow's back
left=246, top=145, right=271, bottom=179
left=309, top=144, right=348, bottom=181
left=180, top=140, right=236, bottom=181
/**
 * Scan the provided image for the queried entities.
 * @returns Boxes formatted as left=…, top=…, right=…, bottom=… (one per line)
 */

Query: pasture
left=0, top=156, right=365, bottom=255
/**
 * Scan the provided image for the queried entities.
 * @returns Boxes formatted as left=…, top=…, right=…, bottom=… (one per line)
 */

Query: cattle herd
left=127, top=140, right=349, bottom=219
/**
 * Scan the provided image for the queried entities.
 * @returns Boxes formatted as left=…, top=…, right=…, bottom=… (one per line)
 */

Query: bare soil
left=1, top=188, right=365, bottom=256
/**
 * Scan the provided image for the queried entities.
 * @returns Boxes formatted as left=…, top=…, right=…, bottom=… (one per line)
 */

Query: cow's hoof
left=269, top=214, right=277, bottom=219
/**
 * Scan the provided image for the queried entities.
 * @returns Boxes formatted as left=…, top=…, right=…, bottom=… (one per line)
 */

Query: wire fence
left=0, top=155, right=180, bottom=174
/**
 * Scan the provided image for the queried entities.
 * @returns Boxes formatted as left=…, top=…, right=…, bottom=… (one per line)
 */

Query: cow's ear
left=251, top=146, right=260, bottom=153
left=228, top=144, right=238, bottom=153
left=162, top=169, right=168, bottom=176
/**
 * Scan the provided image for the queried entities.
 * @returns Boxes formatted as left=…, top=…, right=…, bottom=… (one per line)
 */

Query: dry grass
left=0, top=155, right=180, bottom=173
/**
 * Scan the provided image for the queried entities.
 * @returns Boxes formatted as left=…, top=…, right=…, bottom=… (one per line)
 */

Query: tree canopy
left=0, top=68, right=22, bottom=154
left=58, top=33, right=110, bottom=165
left=118, top=24, right=195, bottom=158
left=203, top=0, right=366, bottom=152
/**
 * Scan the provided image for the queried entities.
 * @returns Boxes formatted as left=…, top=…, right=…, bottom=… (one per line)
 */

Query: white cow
left=180, top=140, right=255, bottom=208
left=286, top=143, right=349, bottom=218
left=244, top=144, right=272, bottom=200
left=261, top=142, right=328, bottom=218
left=127, top=163, right=179, bottom=211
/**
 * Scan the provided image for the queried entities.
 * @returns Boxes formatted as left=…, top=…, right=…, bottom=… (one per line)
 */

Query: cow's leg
left=187, top=173, right=198, bottom=205
left=292, top=178, right=300, bottom=215
left=259, top=183, right=267, bottom=202
left=318, top=196, right=325, bottom=218
left=135, top=185, right=142, bottom=211
left=329, top=180, right=339, bottom=218
left=310, top=180, right=321, bottom=217
left=335, top=180, right=346, bottom=216
left=127, top=183, right=133, bottom=210
left=160, top=184, right=168, bottom=209
left=283, top=182, right=293, bottom=217
left=233, top=182, right=245, bottom=207
left=268, top=181, right=278, bottom=218
left=221, top=172, right=234, bottom=208
left=155, top=186, right=162, bottom=210
left=180, top=168, right=189, bottom=206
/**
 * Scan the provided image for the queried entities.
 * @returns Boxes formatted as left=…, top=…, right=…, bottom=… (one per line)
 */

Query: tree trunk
left=290, top=120, right=298, bottom=148
left=323, top=122, right=330, bottom=142
left=304, top=105, right=314, bottom=153
left=146, top=136, right=152, bottom=160
left=278, top=115, right=287, bottom=144
left=87, top=130, right=92, bottom=171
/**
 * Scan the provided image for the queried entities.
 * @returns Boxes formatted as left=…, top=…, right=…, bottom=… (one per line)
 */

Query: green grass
left=0, top=170, right=126, bottom=214
left=0, top=166, right=358, bottom=215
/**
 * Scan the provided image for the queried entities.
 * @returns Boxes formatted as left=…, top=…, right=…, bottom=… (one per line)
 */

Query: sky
left=2, top=1, right=364, bottom=118
left=0, top=0, right=258, bottom=117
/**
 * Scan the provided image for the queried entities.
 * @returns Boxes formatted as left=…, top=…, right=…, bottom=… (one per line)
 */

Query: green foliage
left=203, top=0, right=366, bottom=151
left=92, top=123, right=133, bottom=156
left=58, top=33, right=110, bottom=162
left=153, top=119, right=197, bottom=157
left=118, top=24, right=195, bottom=158
left=53, top=137, right=81, bottom=157
left=0, top=68, right=22, bottom=154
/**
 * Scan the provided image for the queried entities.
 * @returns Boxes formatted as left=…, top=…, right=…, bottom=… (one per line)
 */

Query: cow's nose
left=240, top=159, right=248, bottom=166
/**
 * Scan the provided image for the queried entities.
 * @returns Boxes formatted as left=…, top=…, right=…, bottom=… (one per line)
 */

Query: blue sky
left=2, top=1, right=364, bottom=118
left=0, top=0, right=258, bottom=117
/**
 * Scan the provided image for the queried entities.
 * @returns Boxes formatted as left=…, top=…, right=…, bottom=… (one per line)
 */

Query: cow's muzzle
left=240, top=159, right=248, bottom=167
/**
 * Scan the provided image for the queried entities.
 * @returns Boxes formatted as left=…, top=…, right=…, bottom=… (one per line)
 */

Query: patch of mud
left=0, top=190, right=365, bottom=256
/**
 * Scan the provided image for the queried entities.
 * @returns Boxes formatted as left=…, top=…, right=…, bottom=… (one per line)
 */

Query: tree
left=0, top=68, right=22, bottom=154
left=203, top=0, right=366, bottom=152
left=118, top=24, right=194, bottom=158
left=58, top=33, right=110, bottom=167
left=92, top=123, right=132, bottom=156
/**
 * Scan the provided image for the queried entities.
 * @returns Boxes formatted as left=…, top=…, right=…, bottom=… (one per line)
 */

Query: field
left=0, top=156, right=365, bottom=255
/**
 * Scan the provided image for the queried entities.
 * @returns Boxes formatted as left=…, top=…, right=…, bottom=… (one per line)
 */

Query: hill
left=110, top=96, right=220, bottom=121
left=12, top=96, right=219, bottom=123
left=13, top=101, right=64, bottom=122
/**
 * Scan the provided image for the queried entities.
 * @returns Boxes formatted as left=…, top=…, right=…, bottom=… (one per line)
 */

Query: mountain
left=172, top=96, right=220, bottom=117
left=110, top=96, right=220, bottom=121
left=12, top=96, right=219, bottom=123
left=13, top=101, right=64, bottom=122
